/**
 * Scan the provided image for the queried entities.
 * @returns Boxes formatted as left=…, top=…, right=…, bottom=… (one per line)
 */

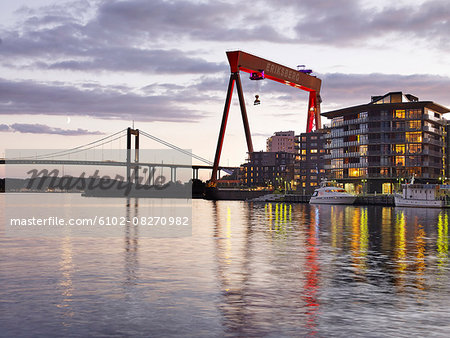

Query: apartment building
left=240, top=151, right=295, bottom=189
left=295, top=129, right=328, bottom=194
left=266, top=131, right=296, bottom=153
left=322, top=92, right=449, bottom=194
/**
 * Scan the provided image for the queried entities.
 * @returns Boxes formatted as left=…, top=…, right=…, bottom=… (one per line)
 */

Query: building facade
left=295, top=129, right=328, bottom=194
left=240, top=151, right=295, bottom=189
left=266, top=131, right=296, bottom=153
left=322, top=92, right=449, bottom=194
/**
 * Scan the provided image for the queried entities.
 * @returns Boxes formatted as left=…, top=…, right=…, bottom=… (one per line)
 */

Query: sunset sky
left=1, top=0, right=450, bottom=178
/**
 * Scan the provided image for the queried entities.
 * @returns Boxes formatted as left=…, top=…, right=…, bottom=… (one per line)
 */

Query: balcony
left=324, top=152, right=367, bottom=159
left=423, top=125, right=443, bottom=135
left=330, top=116, right=368, bottom=128
left=324, top=140, right=369, bottom=149
left=423, top=138, right=443, bottom=146
left=423, top=114, right=446, bottom=125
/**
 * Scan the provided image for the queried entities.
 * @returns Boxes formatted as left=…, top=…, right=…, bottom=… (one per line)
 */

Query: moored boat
left=394, top=183, right=450, bottom=208
left=309, top=183, right=356, bottom=205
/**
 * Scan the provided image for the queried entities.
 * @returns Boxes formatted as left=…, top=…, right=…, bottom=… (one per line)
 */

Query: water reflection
left=394, top=210, right=407, bottom=290
left=212, top=201, right=249, bottom=335
left=265, top=203, right=292, bottom=235
left=304, top=206, right=319, bottom=335
left=211, top=202, right=450, bottom=334
left=437, top=212, right=449, bottom=277
left=3, top=194, right=450, bottom=337
left=124, top=198, right=139, bottom=288
left=350, top=207, right=369, bottom=279
left=57, top=236, right=75, bottom=326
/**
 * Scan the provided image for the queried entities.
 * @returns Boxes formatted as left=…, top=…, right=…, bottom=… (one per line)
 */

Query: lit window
left=408, top=109, right=421, bottom=119
left=360, top=145, right=367, bottom=155
left=406, top=132, right=422, bottom=142
left=310, top=149, right=318, bottom=153
left=395, top=110, right=406, bottom=119
left=408, top=120, right=421, bottom=129
left=408, top=144, right=422, bottom=153
left=395, top=156, right=405, bottom=166
left=301, top=150, right=306, bottom=155
left=349, top=168, right=361, bottom=177
left=395, top=144, right=406, bottom=154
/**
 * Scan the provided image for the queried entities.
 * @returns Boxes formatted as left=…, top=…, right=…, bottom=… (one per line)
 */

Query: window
left=395, top=156, right=405, bottom=166
left=395, top=144, right=406, bottom=154
left=333, top=169, right=344, bottom=179
left=406, top=132, right=422, bottom=142
left=408, top=120, right=421, bottom=129
left=360, top=145, right=367, bottom=155
left=395, top=110, right=406, bottom=119
left=408, top=109, right=422, bottom=119
left=301, top=150, right=306, bottom=155
left=349, top=168, right=362, bottom=177
left=310, top=149, right=318, bottom=153
left=408, top=144, right=422, bottom=154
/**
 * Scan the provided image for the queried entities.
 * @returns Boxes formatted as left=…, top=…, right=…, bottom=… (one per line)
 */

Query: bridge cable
left=10, top=129, right=127, bottom=160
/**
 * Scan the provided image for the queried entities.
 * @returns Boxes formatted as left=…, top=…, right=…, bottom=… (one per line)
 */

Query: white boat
left=309, top=184, right=356, bottom=205
left=394, top=183, right=450, bottom=208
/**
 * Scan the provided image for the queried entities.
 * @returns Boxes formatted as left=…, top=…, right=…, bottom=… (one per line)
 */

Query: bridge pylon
left=127, top=127, right=139, bottom=184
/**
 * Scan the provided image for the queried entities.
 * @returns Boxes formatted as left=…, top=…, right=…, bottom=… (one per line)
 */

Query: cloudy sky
left=1, top=0, right=449, bottom=175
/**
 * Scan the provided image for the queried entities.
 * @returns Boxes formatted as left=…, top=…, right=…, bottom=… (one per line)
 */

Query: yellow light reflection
left=330, top=206, right=344, bottom=249
left=350, top=208, right=368, bottom=277
left=414, top=223, right=426, bottom=292
left=395, top=211, right=407, bottom=291
left=359, top=208, right=369, bottom=264
left=265, top=203, right=294, bottom=239
left=381, top=208, right=392, bottom=253
left=437, top=212, right=448, bottom=275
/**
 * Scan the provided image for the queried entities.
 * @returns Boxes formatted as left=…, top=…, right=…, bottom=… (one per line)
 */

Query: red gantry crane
left=210, top=50, right=322, bottom=184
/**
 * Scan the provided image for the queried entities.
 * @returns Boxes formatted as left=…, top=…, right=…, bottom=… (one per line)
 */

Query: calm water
left=1, top=194, right=450, bottom=337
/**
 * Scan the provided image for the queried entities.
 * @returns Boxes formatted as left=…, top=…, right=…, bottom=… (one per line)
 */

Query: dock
left=208, top=189, right=395, bottom=206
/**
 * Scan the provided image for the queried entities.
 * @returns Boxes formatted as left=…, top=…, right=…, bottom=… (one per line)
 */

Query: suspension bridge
left=0, top=127, right=237, bottom=182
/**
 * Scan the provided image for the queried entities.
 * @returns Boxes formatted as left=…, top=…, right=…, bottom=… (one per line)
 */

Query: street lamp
left=361, top=179, right=367, bottom=195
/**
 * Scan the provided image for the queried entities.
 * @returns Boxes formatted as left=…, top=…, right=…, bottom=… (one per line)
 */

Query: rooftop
left=322, top=92, right=450, bottom=118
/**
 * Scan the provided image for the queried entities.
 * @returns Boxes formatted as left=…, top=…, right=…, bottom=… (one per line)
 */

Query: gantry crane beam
left=210, top=50, right=322, bottom=184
